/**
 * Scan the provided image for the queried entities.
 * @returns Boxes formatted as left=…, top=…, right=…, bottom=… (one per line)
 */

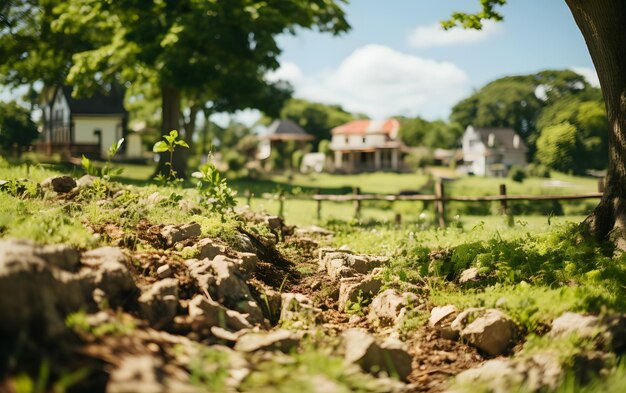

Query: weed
left=193, top=161, right=237, bottom=221
left=153, top=130, right=189, bottom=183
left=81, top=138, right=124, bottom=180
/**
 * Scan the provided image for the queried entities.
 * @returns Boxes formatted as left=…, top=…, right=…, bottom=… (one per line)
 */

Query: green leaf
left=81, top=154, right=91, bottom=171
left=153, top=141, right=169, bottom=153
left=169, top=130, right=179, bottom=139
left=175, top=140, right=189, bottom=148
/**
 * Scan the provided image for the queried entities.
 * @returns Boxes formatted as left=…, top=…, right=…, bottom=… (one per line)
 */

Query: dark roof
left=262, top=119, right=314, bottom=141
left=475, top=127, right=528, bottom=151
left=60, top=85, right=126, bottom=115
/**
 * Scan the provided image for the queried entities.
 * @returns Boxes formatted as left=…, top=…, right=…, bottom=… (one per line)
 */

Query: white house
left=330, top=118, right=406, bottom=172
left=40, top=85, right=127, bottom=158
left=461, top=126, right=528, bottom=176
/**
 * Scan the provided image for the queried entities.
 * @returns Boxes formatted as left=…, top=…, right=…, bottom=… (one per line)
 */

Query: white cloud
left=407, top=20, right=502, bottom=49
left=269, top=45, right=469, bottom=119
left=571, top=66, right=600, bottom=88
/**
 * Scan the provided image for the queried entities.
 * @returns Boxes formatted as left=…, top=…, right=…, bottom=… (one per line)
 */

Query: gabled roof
left=331, top=119, right=400, bottom=139
left=57, top=85, right=126, bottom=115
left=261, top=119, right=314, bottom=141
left=473, top=127, right=528, bottom=151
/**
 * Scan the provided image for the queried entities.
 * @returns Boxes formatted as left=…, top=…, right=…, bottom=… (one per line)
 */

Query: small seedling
left=192, top=161, right=237, bottom=221
left=81, top=138, right=124, bottom=180
left=153, top=130, right=189, bottom=182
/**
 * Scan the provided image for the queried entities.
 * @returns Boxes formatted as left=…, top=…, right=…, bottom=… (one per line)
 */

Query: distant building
left=330, top=118, right=406, bottom=173
left=40, top=85, right=127, bottom=158
left=257, top=119, right=314, bottom=162
left=461, top=126, right=528, bottom=176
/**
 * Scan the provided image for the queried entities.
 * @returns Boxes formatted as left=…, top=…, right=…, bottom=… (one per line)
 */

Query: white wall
left=331, top=133, right=388, bottom=149
left=74, top=115, right=124, bottom=156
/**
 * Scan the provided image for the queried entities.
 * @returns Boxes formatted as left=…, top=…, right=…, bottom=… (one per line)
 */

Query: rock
left=234, top=329, right=299, bottom=353
left=342, top=328, right=412, bottom=381
left=459, top=267, right=479, bottom=283
left=368, top=289, right=414, bottom=327
left=185, top=256, right=252, bottom=305
left=156, top=263, right=174, bottom=279
left=208, top=255, right=253, bottom=304
left=76, top=175, right=98, bottom=189
left=452, top=308, right=517, bottom=356
left=319, top=250, right=387, bottom=280
left=235, top=300, right=265, bottom=325
left=428, top=305, right=458, bottom=340
left=138, top=278, right=179, bottom=327
left=280, top=293, right=321, bottom=326
left=146, top=192, right=166, bottom=206
left=338, top=276, right=382, bottom=311
left=106, top=355, right=164, bottom=393
left=454, top=352, right=565, bottom=393
left=265, top=216, right=283, bottom=231
left=188, top=295, right=251, bottom=332
left=349, top=315, right=362, bottom=325
left=453, top=359, right=523, bottom=393
left=80, top=247, right=135, bottom=302
left=196, top=238, right=224, bottom=260
left=160, top=223, right=201, bottom=246
left=549, top=312, right=600, bottom=340
left=0, top=239, right=88, bottom=338
left=237, top=252, right=258, bottom=278
left=43, top=176, right=76, bottom=193
left=234, top=233, right=256, bottom=253
left=294, top=225, right=334, bottom=236
left=211, top=326, right=248, bottom=342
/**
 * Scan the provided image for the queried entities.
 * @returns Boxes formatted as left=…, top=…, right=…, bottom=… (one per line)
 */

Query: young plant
left=153, top=130, right=189, bottom=182
left=192, top=162, right=237, bottom=221
left=81, top=138, right=125, bottom=180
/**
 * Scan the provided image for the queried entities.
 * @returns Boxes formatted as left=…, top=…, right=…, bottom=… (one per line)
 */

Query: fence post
left=245, top=189, right=252, bottom=208
left=315, top=188, right=322, bottom=221
left=435, top=180, right=446, bottom=228
left=353, top=187, right=361, bottom=220
left=394, top=213, right=402, bottom=227
left=499, top=184, right=508, bottom=215
left=278, top=190, right=285, bottom=218
left=598, top=178, right=605, bottom=193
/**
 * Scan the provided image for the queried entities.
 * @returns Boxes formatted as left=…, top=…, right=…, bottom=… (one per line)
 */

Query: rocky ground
left=0, top=174, right=625, bottom=392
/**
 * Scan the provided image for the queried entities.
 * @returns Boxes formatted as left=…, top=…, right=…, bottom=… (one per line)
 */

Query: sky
left=251, top=0, right=599, bottom=125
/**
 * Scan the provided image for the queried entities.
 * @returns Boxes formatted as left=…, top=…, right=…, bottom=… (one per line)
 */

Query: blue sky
left=262, top=0, right=598, bottom=122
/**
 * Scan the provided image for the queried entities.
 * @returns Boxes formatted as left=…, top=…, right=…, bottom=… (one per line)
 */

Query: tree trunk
left=566, top=0, right=626, bottom=246
left=155, top=85, right=188, bottom=179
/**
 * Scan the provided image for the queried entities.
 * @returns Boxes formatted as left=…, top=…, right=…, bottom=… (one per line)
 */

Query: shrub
left=508, top=166, right=526, bottom=182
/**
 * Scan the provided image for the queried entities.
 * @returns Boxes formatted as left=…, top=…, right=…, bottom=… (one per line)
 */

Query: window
left=345, top=136, right=349, bottom=144
left=362, top=137, right=366, bottom=144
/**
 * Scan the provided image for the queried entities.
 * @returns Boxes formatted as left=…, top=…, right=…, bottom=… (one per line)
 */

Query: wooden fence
left=246, top=179, right=605, bottom=227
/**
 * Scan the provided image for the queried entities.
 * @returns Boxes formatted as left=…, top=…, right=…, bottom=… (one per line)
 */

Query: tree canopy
left=0, top=101, right=39, bottom=156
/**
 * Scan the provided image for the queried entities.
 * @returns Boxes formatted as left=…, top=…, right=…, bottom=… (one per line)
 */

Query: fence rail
left=246, top=179, right=605, bottom=227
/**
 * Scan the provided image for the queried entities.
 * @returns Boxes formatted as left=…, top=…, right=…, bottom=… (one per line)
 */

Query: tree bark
left=155, top=84, right=188, bottom=179
left=566, top=0, right=626, bottom=246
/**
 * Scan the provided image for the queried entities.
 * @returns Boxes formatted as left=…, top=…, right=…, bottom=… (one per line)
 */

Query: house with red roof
left=329, top=118, right=407, bottom=172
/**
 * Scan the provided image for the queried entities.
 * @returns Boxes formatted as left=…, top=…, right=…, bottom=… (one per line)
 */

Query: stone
left=294, top=225, right=334, bottom=236
left=549, top=312, right=600, bottom=340
left=319, top=250, right=387, bottom=280
left=185, top=256, right=252, bottom=305
left=235, top=300, right=265, bottom=325
left=188, top=295, right=251, bottom=332
left=453, top=359, right=523, bottom=393
left=342, top=328, right=412, bottom=381
left=196, top=238, right=224, bottom=260
left=338, top=276, right=382, bottom=311
left=459, top=267, right=480, bottom=283
left=234, top=329, right=299, bottom=353
left=76, top=175, right=98, bottom=189
left=234, top=233, right=256, bottom=253
left=160, top=223, right=201, bottom=246
left=237, top=252, right=258, bottom=278
left=265, top=216, right=283, bottom=231
left=452, top=308, right=517, bottom=356
left=107, top=355, right=164, bottom=393
left=368, top=289, right=412, bottom=327
left=44, top=176, right=76, bottom=193
left=280, top=293, right=321, bottom=326
left=138, top=278, right=179, bottom=327
left=211, top=326, right=248, bottom=342
left=0, top=239, right=88, bottom=338
left=156, top=263, right=174, bottom=279
left=80, top=247, right=135, bottom=301
left=428, top=304, right=458, bottom=340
